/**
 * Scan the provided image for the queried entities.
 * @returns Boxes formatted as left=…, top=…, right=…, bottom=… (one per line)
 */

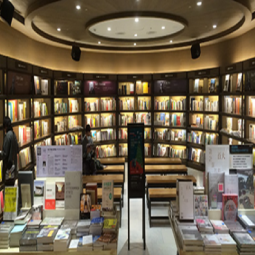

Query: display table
left=0, top=249, right=117, bottom=255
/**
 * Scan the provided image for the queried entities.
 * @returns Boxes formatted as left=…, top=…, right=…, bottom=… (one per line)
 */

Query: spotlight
left=0, top=0, right=14, bottom=26
left=71, top=45, right=81, bottom=61
left=191, top=43, right=201, bottom=59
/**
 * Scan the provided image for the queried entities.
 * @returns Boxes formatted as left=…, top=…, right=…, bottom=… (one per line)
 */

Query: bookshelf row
left=1, top=55, right=255, bottom=178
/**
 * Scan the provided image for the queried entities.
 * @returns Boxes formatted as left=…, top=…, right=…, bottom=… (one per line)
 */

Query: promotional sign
left=8, top=71, right=32, bottom=95
left=36, top=145, right=82, bottom=177
left=154, top=79, right=187, bottom=94
left=128, top=123, right=145, bottom=198
left=229, top=145, right=253, bottom=169
left=84, top=80, right=117, bottom=96
left=206, top=145, right=230, bottom=175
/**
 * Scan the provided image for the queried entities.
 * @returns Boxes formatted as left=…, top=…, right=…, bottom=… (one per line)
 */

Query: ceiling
left=4, top=0, right=255, bottom=52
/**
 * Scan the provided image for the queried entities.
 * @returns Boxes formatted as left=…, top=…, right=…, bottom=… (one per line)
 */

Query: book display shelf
left=84, top=74, right=118, bottom=158
left=187, top=68, right=220, bottom=171
left=152, top=73, right=188, bottom=161
left=53, top=71, right=83, bottom=146
left=118, top=74, right=152, bottom=157
left=220, top=62, right=245, bottom=147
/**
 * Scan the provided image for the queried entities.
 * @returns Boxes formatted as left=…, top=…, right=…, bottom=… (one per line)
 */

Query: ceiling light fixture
left=107, top=27, right=111, bottom=31
left=57, top=28, right=61, bottom=31
left=162, top=26, right=165, bottom=30
left=134, top=43, right=136, bottom=46
left=76, top=5, right=81, bottom=10
left=197, top=1, right=202, bottom=6
left=135, top=18, right=139, bottom=22
left=98, top=41, right=101, bottom=44
left=170, top=40, right=173, bottom=43
left=213, top=24, right=217, bottom=29
left=134, top=34, right=137, bottom=37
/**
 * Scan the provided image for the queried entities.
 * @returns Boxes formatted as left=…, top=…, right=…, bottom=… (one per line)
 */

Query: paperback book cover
left=237, top=169, right=254, bottom=209
left=208, top=172, right=224, bottom=209
left=3, top=187, right=18, bottom=221
left=55, top=182, right=65, bottom=208
left=34, top=180, right=45, bottom=206
left=102, top=180, right=114, bottom=212
left=19, top=229, right=39, bottom=246
left=80, top=193, right=91, bottom=219
left=194, top=195, right=208, bottom=216
left=224, top=174, right=238, bottom=194
left=222, top=194, right=238, bottom=221
left=44, top=182, right=56, bottom=210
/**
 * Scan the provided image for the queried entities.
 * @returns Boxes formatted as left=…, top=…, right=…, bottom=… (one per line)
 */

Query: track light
left=0, top=0, right=14, bottom=26
left=71, top=45, right=81, bottom=61
left=191, top=43, right=201, bottom=59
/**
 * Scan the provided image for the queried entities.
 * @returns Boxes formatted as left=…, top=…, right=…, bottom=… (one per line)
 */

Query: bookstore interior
left=2, top=0, right=255, bottom=255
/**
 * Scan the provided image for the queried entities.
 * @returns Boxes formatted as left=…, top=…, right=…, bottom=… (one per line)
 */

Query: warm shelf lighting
left=197, top=1, right=202, bottom=6
left=57, top=28, right=61, bottom=31
left=76, top=5, right=81, bottom=10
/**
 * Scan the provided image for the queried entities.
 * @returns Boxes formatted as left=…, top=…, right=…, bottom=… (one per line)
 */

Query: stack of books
left=76, top=220, right=90, bottom=237
left=178, top=225, right=204, bottom=251
left=54, top=228, right=71, bottom=252
left=27, top=220, right=41, bottom=229
left=224, top=221, right=246, bottom=234
left=89, top=217, right=104, bottom=236
left=95, top=232, right=118, bottom=250
left=37, top=225, right=58, bottom=251
left=238, top=215, right=255, bottom=230
left=233, top=232, right=255, bottom=254
left=19, top=228, right=39, bottom=251
left=103, top=218, right=118, bottom=233
left=68, top=239, right=79, bottom=251
left=216, top=233, right=236, bottom=253
left=0, top=223, right=14, bottom=249
left=61, top=220, right=78, bottom=236
left=210, top=220, right=229, bottom=234
left=195, top=216, right=213, bottom=234
left=40, top=217, right=64, bottom=227
left=201, top=234, right=221, bottom=253
left=9, top=224, right=27, bottom=247
left=14, top=210, right=32, bottom=225
left=77, top=235, right=93, bottom=252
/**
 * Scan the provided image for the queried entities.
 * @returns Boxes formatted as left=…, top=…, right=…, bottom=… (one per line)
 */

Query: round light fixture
left=213, top=24, right=217, bottom=29
left=197, top=1, right=202, bottom=6
left=135, top=18, right=139, bottom=22
left=98, top=41, right=101, bottom=44
left=170, top=40, right=173, bottom=43
left=76, top=5, right=81, bottom=10
left=107, top=27, right=111, bottom=31
left=134, top=34, right=137, bottom=37
left=57, top=28, right=61, bottom=31
left=134, top=43, right=136, bottom=46
left=162, top=26, right=165, bottom=30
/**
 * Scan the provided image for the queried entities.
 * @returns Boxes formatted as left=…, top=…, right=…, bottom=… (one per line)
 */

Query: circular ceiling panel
left=88, top=17, right=185, bottom=40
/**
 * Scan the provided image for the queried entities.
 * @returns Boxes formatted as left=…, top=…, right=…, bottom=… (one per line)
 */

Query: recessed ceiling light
left=76, top=5, right=81, bottom=10
left=134, top=34, right=137, bottom=37
left=170, top=40, right=173, bottom=43
left=135, top=18, right=139, bottom=22
left=57, top=28, right=61, bottom=31
left=107, top=27, right=111, bottom=31
left=98, top=41, right=101, bottom=44
left=213, top=24, right=217, bottom=29
left=197, top=1, right=202, bottom=6
left=134, top=43, right=136, bottom=46
left=162, top=26, right=165, bottom=30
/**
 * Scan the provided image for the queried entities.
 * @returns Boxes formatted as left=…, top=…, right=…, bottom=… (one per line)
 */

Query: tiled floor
left=117, top=165, right=203, bottom=255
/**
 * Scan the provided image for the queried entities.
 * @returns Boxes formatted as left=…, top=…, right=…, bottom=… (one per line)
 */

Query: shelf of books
left=220, top=63, right=244, bottom=146
left=53, top=71, right=83, bottom=145
left=84, top=74, right=118, bottom=156
left=187, top=68, right=220, bottom=170
left=152, top=73, right=188, bottom=161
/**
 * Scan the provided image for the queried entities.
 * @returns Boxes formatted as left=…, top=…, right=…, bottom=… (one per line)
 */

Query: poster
left=129, top=127, right=144, bottom=175
left=154, top=79, right=187, bottom=94
left=36, top=145, right=82, bottom=177
left=205, top=145, right=230, bottom=175
left=230, top=145, right=253, bottom=169
left=84, top=80, right=117, bottom=96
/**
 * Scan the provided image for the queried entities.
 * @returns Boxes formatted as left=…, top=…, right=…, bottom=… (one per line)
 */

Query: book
left=195, top=216, right=213, bottom=233
left=225, top=220, right=246, bottom=234
left=69, top=239, right=79, bottom=250
left=65, top=171, right=82, bottom=209
left=44, top=182, right=56, bottom=210
left=238, top=215, right=255, bottom=230
left=20, top=228, right=39, bottom=246
left=201, top=233, right=221, bottom=248
left=37, top=225, right=58, bottom=244
left=102, top=180, right=114, bottom=212
left=237, top=169, right=254, bottom=209
left=216, top=233, right=236, bottom=247
left=86, top=183, right=98, bottom=205
left=222, top=194, right=238, bottom=221
left=3, top=186, right=18, bottom=221
left=233, top=232, right=255, bottom=247
left=103, top=218, right=117, bottom=231
left=208, top=172, right=224, bottom=209
left=177, top=180, right=194, bottom=220
left=27, top=220, right=41, bottom=229
left=80, top=193, right=91, bottom=219
left=21, top=184, right=31, bottom=208
left=210, top=220, right=229, bottom=234
left=40, top=217, right=64, bottom=227
left=178, top=225, right=203, bottom=245
left=194, top=195, right=208, bottom=216
left=34, top=180, right=45, bottom=206
left=55, top=182, right=65, bottom=208
left=41, top=80, right=49, bottom=95
left=9, top=224, right=27, bottom=247
left=224, top=174, right=238, bottom=194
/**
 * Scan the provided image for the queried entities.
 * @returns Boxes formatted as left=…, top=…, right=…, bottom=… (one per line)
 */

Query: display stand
left=127, top=123, right=146, bottom=250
